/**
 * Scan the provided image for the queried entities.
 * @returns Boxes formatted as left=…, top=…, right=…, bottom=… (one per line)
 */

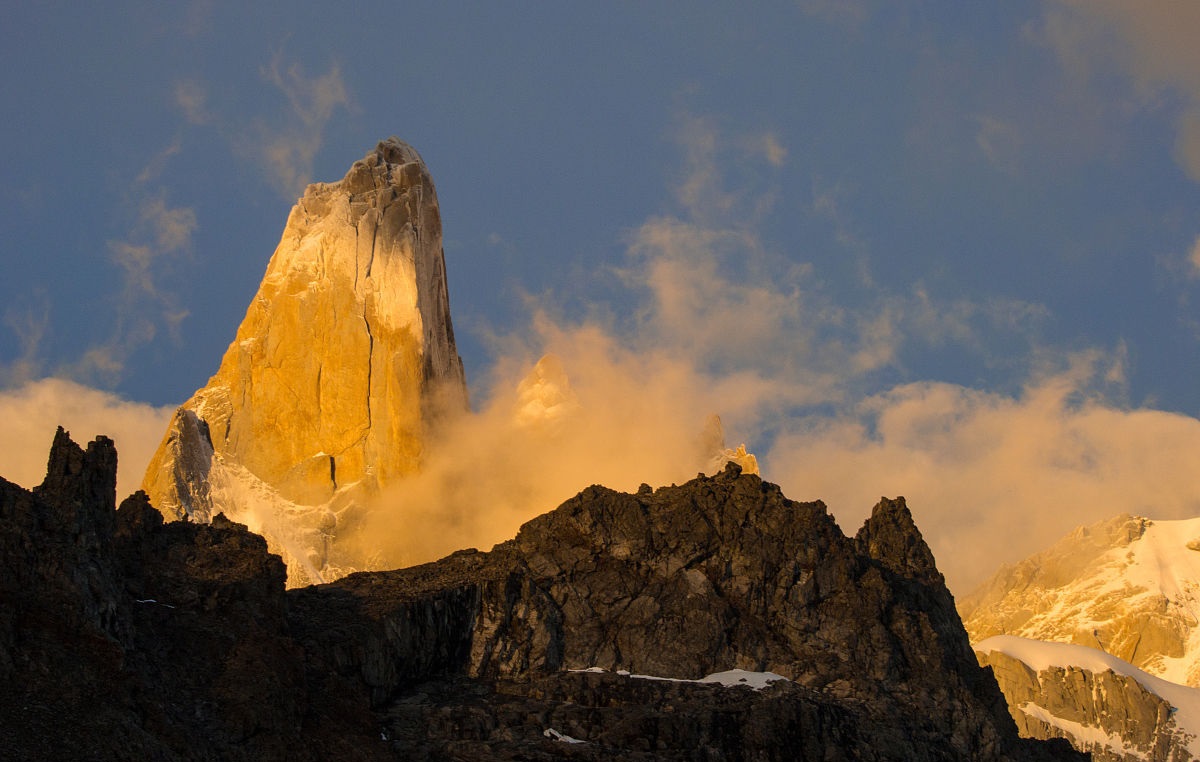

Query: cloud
left=174, top=79, right=211, bottom=125
left=0, top=378, right=175, bottom=501
left=748, top=132, right=787, bottom=168
left=249, top=55, right=351, bottom=198
left=135, top=140, right=183, bottom=185
left=345, top=331, right=760, bottom=569
left=2, top=139, right=197, bottom=390
left=768, top=350, right=1200, bottom=592
left=974, top=115, right=1023, bottom=174
left=333, top=112, right=1073, bottom=585
left=76, top=185, right=196, bottom=385
left=1, top=292, right=50, bottom=387
left=177, top=54, right=350, bottom=199
left=1038, top=1, right=1200, bottom=180
left=671, top=114, right=784, bottom=226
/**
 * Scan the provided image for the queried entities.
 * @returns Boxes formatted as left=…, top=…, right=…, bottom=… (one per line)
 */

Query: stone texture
left=2, top=432, right=1083, bottom=760
left=978, top=649, right=1192, bottom=761
left=291, top=463, right=1083, bottom=760
left=0, top=429, right=388, bottom=761
left=142, top=138, right=468, bottom=585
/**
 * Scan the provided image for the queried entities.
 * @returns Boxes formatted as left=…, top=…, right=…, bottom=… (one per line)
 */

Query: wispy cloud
left=974, top=115, right=1023, bottom=175
left=336, top=111, right=1113, bottom=588
left=174, top=79, right=211, bottom=125
left=1, top=138, right=198, bottom=390
left=1, top=291, right=50, bottom=387
left=175, top=53, right=351, bottom=199
left=71, top=171, right=196, bottom=385
left=1038, top=0, right=1200, bottom=181
left=248, top=54, right=351, bottom=198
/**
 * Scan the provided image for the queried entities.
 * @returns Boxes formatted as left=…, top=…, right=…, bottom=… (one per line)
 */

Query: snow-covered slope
left=977, top=635, right=1200, bottom=761
left=961, top=513, right=1200, bottom=686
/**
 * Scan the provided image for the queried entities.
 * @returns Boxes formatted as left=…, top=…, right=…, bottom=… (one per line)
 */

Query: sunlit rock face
left=961, top=513, right=1200, bottom=687
left=698, top=413, right=760, bottom=475
left=143, top=138, right=468, bottom=586
left=976, top=636, right=1200, bottom=762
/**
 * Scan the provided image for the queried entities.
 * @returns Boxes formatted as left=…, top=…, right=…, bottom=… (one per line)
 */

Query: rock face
left=2, top=431, right=1084, bottom=761
left=142, top=138, right=468, bottom=585
left=961, top=512, right=1200, bottom=759
left=0, top=429, right=388, bottom=761
left=290, top=467, right=1080, bottom=760
left=961, top=513, right=1200, bottom=687
left=976, top=636, right=1200, bottom=761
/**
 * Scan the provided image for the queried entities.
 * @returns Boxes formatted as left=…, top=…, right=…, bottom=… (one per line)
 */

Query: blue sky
left=3, top=2, right=1200, bottom=589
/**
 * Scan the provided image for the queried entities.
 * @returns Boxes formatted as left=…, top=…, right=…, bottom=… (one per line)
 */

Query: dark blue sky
left=2, top=2, right=1197, bottom=412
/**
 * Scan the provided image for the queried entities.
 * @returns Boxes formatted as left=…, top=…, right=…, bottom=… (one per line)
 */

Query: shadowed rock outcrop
left=291, top=464, right=1086, bottom=760
left=0, top=429, right=387, bottom=761
left=2, top=432, right=1085, bottom=760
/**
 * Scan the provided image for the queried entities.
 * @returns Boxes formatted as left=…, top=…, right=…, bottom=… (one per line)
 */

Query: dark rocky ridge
left=0, top=430, right=1086, bottom=760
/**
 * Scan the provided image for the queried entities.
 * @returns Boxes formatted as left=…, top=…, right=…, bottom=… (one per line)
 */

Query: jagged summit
left=142, top=139, right=468, bottom=585
left=855, top=496, right=944, bottom=585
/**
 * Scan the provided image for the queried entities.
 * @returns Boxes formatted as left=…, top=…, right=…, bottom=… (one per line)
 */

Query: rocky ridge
left=0, top=428, right=387, bottom=761
left=2, top=430, right=1084, bottom=760
left=142, top=138, right=468, bottom=586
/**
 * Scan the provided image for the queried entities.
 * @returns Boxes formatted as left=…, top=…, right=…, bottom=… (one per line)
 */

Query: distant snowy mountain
left=977, top=635, right=1200, bottom=761
left=961, top=513, right=1200, bottom=686
left=963, top=513, right=1200, bottom=759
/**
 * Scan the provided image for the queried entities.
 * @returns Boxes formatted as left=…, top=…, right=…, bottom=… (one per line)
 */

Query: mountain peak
left=855, top=496, right=944, bottom=585
left=142, top=139, right=468, bottom=585
left=962, top=511, right=1200, bottom=687
left=37, top=426, right=118, bottom=517
left=373, top=135, right=424, bottom=166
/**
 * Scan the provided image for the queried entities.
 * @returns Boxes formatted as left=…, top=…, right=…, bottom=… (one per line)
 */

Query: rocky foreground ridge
left=1, top=430, right=1084, bottom=760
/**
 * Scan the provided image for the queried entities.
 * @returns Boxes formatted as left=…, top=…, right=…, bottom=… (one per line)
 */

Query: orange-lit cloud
left=249, top=55, right=351, bottom=199
left=0, top=378, right=175, bottom=500
left=336, top=115, right=1093, bottom=590
left=769, top=351, right=1200, bottom=592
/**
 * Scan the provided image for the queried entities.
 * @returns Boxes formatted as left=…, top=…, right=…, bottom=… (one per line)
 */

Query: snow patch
left=570, top=667, right=788, bottom=691
left=543, top=728, right=586, bottom=744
